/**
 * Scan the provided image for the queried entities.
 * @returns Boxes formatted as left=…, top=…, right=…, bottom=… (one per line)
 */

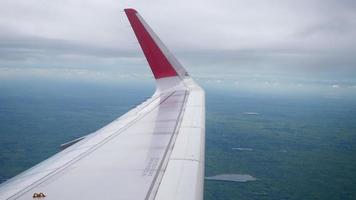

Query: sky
left=0, top=0, right=356, bottom=90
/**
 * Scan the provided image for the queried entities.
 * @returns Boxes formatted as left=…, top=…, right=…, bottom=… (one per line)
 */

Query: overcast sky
left=1, top=0, right=356, bottom=81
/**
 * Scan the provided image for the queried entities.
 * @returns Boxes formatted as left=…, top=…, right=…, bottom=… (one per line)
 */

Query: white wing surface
left=0, top=8, right=205, bottom=200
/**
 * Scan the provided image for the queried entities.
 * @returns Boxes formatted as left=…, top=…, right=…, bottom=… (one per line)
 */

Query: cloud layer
left=1, top=0, right=356, bottom=79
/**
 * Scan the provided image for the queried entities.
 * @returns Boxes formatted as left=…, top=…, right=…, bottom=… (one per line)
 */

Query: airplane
left=0, top=8, right=205, bottom=200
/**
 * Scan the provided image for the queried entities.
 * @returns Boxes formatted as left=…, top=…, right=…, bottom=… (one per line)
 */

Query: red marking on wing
left=125, top=9, right=177, bottom=79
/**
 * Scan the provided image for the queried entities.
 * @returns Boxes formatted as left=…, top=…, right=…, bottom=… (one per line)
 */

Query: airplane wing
left=0, top=8, right=205, bottom=200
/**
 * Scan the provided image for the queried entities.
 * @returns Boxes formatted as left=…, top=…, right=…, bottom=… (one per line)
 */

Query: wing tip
left=124, top=8, right=137, bottom=14
left=124, top=8, right=179, bottom=80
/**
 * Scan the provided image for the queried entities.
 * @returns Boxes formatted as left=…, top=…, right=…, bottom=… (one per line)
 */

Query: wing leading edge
left=0, top=8, right=205, bottom=200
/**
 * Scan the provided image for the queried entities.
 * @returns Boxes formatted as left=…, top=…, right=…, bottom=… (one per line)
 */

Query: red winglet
left=124, top=9, right=178, bottom=79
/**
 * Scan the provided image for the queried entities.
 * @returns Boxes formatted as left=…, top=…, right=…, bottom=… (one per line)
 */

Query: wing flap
left=154, top=88, right=205, bottom=200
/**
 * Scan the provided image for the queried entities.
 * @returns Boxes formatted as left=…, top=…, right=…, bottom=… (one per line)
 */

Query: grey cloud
left=0, top=35, right=138, bottom=60
left=0, top=0, right=355, bottom=79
